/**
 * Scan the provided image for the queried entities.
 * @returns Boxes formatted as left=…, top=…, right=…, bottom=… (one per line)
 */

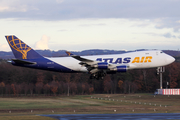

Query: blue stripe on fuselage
left=12, top=57, right=76, bottom=73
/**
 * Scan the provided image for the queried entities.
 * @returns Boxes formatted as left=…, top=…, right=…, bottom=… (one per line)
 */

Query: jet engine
left=91, top=62, right=109, bottom=69
left=111, top=65, right=127, bottom=72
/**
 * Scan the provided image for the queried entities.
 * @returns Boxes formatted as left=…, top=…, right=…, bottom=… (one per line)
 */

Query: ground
left=0, top=94, right=180, bottom=120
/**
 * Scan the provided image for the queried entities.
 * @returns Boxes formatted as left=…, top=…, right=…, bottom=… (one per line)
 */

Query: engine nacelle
left=112, top=65, right=127, bottom=72
left=97, top=62, right=108, bottom=69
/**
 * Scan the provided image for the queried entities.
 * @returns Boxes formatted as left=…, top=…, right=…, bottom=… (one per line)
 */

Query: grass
left=0, top=94, right=180, bottom=119
left=0, top=116, right=54, bottom=120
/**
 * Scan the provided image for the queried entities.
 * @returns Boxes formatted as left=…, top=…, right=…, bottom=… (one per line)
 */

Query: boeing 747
left=5, top=35, right=175, bottom=79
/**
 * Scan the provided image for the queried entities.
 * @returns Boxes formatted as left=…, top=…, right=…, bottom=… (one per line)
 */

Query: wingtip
left=65, top=51, right=73, bottom=56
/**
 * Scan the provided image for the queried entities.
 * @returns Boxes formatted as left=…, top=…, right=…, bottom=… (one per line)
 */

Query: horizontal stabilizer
left=12, top=59, right=36, bottom=65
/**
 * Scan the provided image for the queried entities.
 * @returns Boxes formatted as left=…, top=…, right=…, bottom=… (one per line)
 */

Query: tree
left=50, top=81, right=58, bottom=96
left=122, top=80, right=130, bottom=94
left=35, top=82, right=43, bottom=95
left=89, top=85, right=94, bottom=94
left=43, top=83, right=50, bottom=95
left=84, top=83, right=90, bottom=94
left=0, top=82, right=5, bottom=95
left=29, top=83, right=34, bottom=96
left=11, top=84, right=16, bottom=96
left=168, top=63, right=179, bottom=88
left=118, top=80, right=123, bottom=93
left=131, top=82, right=138, bottom=93
left=15, top=84, right=22, bottom=96
left=111, top=75, right=118, bottom=94
left=5, top=84, right=11, bottom=95
left=81, top=83, right=86, bottom=95
left=58, top=81, right=64, bottom=94
left=142, top=70, right=147, bottom=91
left=63, top=73, right=71, bottom=96
left=70, top=82, right=77, bottom=95
left=103, top=75, right=112, bottom=94
left=37, top=72, right=44, bottom=83
left=21, top=82, right=29, bottom=95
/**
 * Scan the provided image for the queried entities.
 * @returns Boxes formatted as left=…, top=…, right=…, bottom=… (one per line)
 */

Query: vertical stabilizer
left=5, top=35, right=43, bottom=59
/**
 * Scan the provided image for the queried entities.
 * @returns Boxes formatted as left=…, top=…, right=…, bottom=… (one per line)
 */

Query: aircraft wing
left=66, top=51, right=94, bottom=62
left=65, top=51, right=116, bottom=73
left=66, top=51, right=98, bottom=72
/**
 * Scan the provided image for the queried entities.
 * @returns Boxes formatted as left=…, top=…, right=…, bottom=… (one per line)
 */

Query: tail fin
left=5, top=35, right=43, bottom=59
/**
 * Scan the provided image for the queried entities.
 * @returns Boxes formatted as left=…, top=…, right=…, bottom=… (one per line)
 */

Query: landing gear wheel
left=90, top=71, right=106, bottom=80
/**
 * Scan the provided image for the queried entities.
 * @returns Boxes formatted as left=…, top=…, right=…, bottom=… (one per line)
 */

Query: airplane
left=5, top=35, right=175, bottom=79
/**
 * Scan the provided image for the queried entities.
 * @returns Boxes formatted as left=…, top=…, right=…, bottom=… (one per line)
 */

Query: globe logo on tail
left=6, top=36, right=32, bottom=59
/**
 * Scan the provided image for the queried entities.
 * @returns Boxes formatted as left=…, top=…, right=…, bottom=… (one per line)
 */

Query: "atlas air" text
left=96, top=56, right=152, bottom=64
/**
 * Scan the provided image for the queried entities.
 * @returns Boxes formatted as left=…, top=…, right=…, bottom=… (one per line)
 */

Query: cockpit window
left=160, top=51, right=164, bottom=53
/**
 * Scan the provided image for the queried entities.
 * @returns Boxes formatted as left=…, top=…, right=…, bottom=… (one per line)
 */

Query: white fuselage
left=47, top=50, right=175, bottom=72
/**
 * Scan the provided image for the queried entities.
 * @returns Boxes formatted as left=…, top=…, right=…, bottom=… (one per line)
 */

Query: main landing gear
left=90, top=71, right=106, bottom=80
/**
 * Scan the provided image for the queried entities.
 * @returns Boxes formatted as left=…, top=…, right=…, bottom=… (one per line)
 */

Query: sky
left=0, top=0, right=180, bottom=51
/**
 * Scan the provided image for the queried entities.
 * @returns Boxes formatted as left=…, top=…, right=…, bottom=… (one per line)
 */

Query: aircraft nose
left=166, top=55, right=175, bottom=64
